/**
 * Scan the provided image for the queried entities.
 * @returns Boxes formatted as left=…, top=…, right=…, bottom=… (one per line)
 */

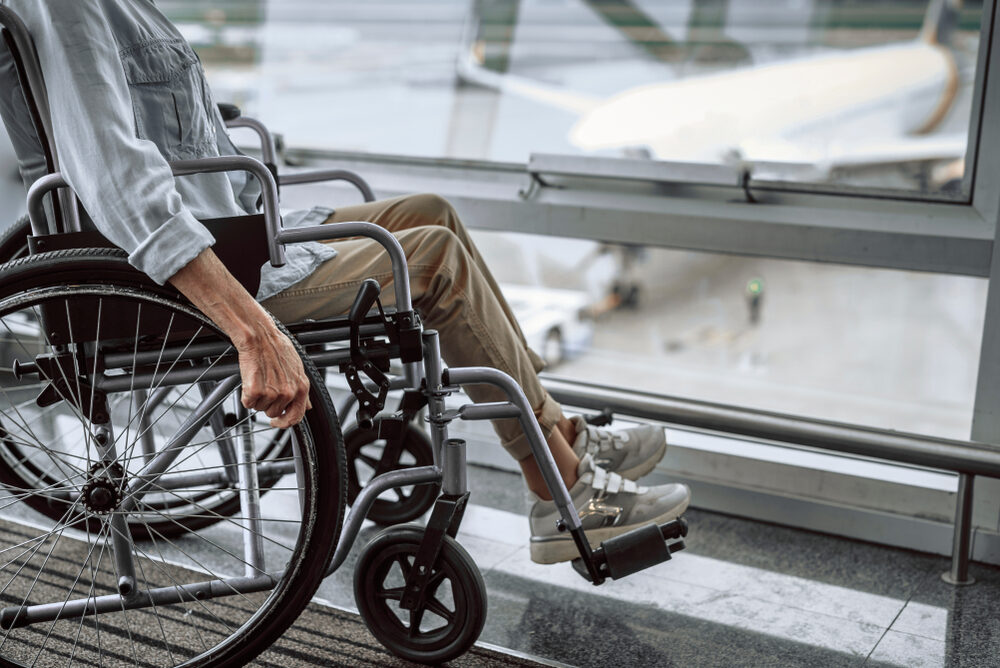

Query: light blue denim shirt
left=0, top=0, right=335, bottom=300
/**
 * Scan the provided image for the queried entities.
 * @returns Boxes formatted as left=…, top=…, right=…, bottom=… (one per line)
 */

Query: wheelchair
left=0, top=7, right=688, bottom=666
left=0, top=137, right=438, bottom=531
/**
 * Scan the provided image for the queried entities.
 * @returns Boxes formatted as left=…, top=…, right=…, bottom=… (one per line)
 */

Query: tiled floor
left=3, top=460, right=992, bottom=667
left=311, top=464, right=1000, bottom=668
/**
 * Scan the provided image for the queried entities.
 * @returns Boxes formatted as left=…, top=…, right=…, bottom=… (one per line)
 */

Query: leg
left=322, top=194, right=544, bottom=369
left=264, top=211, right=689, bottom=563
left=520, top=425, right=577, bottom=500
left=264, top=225, right=570, bottom=493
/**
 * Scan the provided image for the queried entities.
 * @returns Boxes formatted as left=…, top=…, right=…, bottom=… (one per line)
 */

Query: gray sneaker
left=529, top=454, right=690, bottom=564
left=570, top=415, right=667, bottom=480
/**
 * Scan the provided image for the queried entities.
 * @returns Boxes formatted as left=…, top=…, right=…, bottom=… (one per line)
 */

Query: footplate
left=571, top=517, right=687, bottom=583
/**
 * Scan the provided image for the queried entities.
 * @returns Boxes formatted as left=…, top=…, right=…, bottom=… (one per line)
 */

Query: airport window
left=167, top=0, right=985, bottom=199
left=470, top=228, right=988, bottom=439
left=162, top=0, right=996, bottom=440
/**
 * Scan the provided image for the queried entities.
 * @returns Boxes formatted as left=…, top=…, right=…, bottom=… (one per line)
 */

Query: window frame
left=270, top=0, right=1000, bottom=561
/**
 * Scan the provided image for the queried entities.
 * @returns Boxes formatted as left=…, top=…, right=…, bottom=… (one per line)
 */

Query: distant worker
left=0, top=0, right=690, bottom=563
left=581, top=242, right=648, bottom=317
left=746, top=278, right=764, bottom=326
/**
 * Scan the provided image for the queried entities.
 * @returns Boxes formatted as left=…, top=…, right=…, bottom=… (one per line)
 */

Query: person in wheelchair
left=0, top=0, right=689, bottom=565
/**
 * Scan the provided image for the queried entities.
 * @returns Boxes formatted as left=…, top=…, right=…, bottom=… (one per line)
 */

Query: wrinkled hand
left=236, top=327, right=312, bottom=429
left=168, top=250, right=313, bottom=429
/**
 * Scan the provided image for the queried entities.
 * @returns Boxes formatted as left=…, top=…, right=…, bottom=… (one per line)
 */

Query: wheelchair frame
left=0, top=6, right=686, bottom=665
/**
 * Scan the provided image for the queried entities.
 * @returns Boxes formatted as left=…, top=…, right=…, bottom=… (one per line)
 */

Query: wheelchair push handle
left=217, top=102, right=242, bottom=122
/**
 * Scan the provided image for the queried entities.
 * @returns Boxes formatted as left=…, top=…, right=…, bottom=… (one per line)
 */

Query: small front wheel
left=344, top=419, right=439, bottom=525
left=354, top=524, right=487, bottom=664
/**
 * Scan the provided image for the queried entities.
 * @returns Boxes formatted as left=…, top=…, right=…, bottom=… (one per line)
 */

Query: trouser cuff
left=500, top=392, right=563, bottom=461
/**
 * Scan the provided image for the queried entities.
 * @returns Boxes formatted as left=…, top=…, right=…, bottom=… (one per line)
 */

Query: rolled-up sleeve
left=129, top=208, right=213, bottom=284
left=12, top=0, right=213, bottom=284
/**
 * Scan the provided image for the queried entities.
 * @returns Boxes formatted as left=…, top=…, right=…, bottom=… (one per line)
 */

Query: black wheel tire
left=0, top=214, right=30, bottom=264
left=0, top=249, right=348, bottom=666
left=344, top=419, right=439, bottom=526
left=355, top=524, right=487, bottom=664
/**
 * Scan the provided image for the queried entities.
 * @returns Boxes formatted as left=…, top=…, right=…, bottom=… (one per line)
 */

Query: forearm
left=169, top=248, right=310, bottom=428
left=168, top=248, right=276, bottom=347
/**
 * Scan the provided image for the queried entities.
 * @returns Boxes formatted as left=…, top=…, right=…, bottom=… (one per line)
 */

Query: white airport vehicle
left=500, top=282, right=593, bottom=367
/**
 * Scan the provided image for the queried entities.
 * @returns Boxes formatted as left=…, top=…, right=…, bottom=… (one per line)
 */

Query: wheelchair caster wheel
left=355, top=525, right=487, bottom=665
left=345, top=419, right=439, bottom=525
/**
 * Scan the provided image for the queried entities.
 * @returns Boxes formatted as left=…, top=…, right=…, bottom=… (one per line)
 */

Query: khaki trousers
left=262, top=193, right=563, bottom=460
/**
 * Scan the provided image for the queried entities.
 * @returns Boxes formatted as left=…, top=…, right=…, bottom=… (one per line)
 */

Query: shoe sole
left=617, top=437, right=667, bottom=481
left=529, top=493, right=690, bottom=565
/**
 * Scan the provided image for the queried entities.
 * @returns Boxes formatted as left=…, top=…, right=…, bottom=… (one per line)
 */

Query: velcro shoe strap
left=590, top=466, right=638, bottom=495
left=585, top=426, right=627, bottom=453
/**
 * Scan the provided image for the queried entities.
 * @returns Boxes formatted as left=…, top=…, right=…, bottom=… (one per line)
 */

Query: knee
left=401, top=193, right=459, bottom=228
left=414, top=225, right=467, bottom=268
left=406, top=227, right=471, bottom=293
left=402, top=223, right=467, bottom=270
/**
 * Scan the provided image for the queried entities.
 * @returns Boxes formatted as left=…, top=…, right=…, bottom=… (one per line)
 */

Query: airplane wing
left=745, top=134, right=967, bottom=183
left=813, top=134, right=967, bottom=169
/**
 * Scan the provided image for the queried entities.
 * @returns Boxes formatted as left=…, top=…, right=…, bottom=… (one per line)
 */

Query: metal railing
left=543, top=376, right=993, bottom=584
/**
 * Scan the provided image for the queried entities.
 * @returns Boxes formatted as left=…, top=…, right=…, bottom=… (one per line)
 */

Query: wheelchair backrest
left=0, top=6, right=73, bottom=232
left=0, top=6, right=270, bottom=343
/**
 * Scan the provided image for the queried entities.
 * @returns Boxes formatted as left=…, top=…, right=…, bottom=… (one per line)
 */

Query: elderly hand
left=235, top=324, right=311, bottom=429
left=169, top=248, right=312, bottom=428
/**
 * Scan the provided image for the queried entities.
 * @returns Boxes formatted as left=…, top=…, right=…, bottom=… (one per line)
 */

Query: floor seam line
left=863, top=576, right=923, bottom=665
left=863, top=608, right=904, bottom=664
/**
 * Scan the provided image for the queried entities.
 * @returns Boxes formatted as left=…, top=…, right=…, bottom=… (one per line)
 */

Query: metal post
left=134, top=389, right=155, bottom=464
left=422, top=330, right=448, bottom=466
left=942, top=473, right=976, bottom=585
left=967, top=1, right=1000, bottom=582
left=92, top=424, right=137, bottom=596
left=236, top=406, right=265, bottom=576
left=442, top=438, right=468, bottom=496
left=200, top=381, right=239, bottom=483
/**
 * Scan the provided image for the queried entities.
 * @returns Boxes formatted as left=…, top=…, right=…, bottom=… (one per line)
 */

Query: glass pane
left=166, top=0, right=985, bottom=198
left=473, top=229, right=986, bottom=440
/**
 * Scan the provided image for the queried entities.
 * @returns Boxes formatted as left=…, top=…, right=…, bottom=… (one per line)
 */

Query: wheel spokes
left=0, top=284, right=325, bottom=666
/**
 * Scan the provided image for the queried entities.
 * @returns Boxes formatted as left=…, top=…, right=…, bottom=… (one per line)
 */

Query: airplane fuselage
left=569, top=41, right=957, bottom=165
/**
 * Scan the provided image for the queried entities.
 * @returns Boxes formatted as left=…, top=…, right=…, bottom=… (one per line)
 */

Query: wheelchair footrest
left=571, top=517, right=687, bottom=583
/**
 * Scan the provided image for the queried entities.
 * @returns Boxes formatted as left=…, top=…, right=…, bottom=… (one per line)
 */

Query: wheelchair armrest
left=279, top=169, right=376, bottom=203
left=26, top=155, right=286, bottom=268
left=25, top=213, right=268, bottom=298
left=278, top=221, right=412, bottom=313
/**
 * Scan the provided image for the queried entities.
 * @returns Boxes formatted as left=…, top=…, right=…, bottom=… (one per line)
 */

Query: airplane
left=457, top=0, right=970, bottom=188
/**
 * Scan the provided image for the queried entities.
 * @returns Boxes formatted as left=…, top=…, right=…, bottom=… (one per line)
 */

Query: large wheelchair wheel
left=0, top=379, right=294, bottom=539
left=0, top=214, right=30, bottom=264
left=0, top=263, right=295, bottom=538
left=0, top=226, right=293, bottom=538
left=355, top=524, right=487, bottom=664
left=0, top=249, right=346, bottom=666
